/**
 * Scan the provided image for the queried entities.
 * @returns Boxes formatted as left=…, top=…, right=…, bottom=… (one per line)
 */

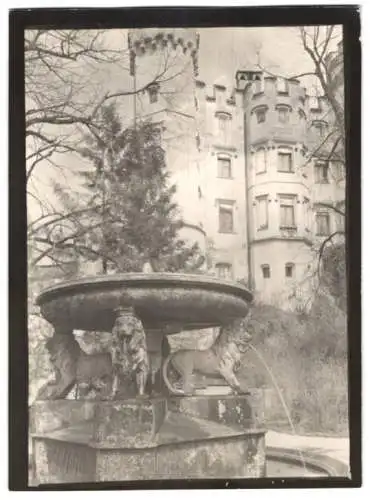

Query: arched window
left=285, top=263, right=295, bottom=278
left=261, top=264, right=270, bottom=279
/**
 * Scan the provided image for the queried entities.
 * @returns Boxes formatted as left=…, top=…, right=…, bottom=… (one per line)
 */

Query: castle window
left=277, top=78, right=289, bottom=94
left=215, top=262, right=233, bottom=280
left=312, top=120, right=328, bottom=137
left=315, top=209, right=331, bottom=236
left=304, top=197, right=310, bottom=230
left=256, top=108, right=266, bottom=123
left=277, top=149, right=294, bottom=173
left=216, top=112, right=232, bottom=145
left=252, top=105, right=268, bottom=124
left=253, top=77, right=264, bottom=95
left=218, top=200, right=234, bottom=234
left=279, top=195, right=296, bottom=228
left=261, top=265, right=270, bottom=279
left=314, top=160, right=329, bottom=183
left=276, top=105, right=290, bottom=124
left=285, top=263, right=295, bottom=278
left=336, top=202, right=345, bottom=232
left=217, top=155, right=232, bottom=178
left=338, top=162, right=346, bottom=180
left=310, top=96, right=321, bottom=111
left=256, top=195, right=268, bottom=230
left=333, top=161, right=345, bottom=181
left=147, top=82, right=160, bottom=103
left=152, top=127, right=162, bottom=146
left=255, top=148, right=267, bottom=174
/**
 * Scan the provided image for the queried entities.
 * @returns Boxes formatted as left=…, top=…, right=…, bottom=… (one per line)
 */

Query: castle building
left=128, top=29, right=345, bottom=308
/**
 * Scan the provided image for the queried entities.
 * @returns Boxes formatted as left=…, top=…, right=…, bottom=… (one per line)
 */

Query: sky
left=102, top=26, right=342, bottom=93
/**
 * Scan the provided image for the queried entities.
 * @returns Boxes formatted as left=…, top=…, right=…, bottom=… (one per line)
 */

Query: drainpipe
left=243, top=87, right=253, bottom=290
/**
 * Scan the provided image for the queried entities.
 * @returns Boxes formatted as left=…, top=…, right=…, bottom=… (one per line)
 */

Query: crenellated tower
left=127, top=29, right=206, bottom=254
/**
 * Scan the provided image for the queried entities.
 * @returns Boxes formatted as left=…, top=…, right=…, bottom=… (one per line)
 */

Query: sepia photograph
left=9, top=5, right=361, bottom=490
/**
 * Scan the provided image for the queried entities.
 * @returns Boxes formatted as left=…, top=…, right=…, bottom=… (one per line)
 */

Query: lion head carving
left=45, top=332, right=81, bottom=370
left=217, top=315, right=252, bottom=354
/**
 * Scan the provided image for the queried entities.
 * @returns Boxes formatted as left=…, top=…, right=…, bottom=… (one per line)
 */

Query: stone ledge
left=32, top=428, right=266, bottom=484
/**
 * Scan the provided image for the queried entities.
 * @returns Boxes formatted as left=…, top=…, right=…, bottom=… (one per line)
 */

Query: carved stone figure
left=162, top=318, right=252, bottom=395
left=111, top=306, right=150, bottom=397
left=36, top=328, right=114, bottom=401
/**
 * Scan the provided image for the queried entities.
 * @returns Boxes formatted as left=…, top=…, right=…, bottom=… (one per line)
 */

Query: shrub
left=238, top=300, right=348, bottom=435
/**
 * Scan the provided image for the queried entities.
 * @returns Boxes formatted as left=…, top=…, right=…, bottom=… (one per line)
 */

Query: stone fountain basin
left=36, top=273, right=253, bottom=333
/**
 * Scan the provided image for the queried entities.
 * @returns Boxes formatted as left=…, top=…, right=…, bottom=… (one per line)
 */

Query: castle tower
left=237, top=70, right=314, bottom=307
left=128, top=29, right=206, bottom=254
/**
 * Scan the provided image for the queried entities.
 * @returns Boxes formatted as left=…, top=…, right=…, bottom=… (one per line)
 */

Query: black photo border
left=9, top=5, right=362, bottom=491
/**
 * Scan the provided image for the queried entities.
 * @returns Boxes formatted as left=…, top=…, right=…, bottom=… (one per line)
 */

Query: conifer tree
left=55, top=102, right=204, bottom=274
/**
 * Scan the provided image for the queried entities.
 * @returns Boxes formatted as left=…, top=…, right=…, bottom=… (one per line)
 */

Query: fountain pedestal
left=31, top=273, right=263, bottom=484
left=31, top=392, right=266, bottom=483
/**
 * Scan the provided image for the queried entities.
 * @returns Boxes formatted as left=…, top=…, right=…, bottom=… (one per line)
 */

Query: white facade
left=129, top=30, right=345, bottom=308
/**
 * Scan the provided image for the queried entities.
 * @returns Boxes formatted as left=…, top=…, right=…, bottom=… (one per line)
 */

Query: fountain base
left=30, top=393, right=266, bottom=483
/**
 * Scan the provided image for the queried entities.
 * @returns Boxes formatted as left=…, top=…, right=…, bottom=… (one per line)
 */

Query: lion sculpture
left=36, top=309, right=154, bottom=401
left=162, top=318, right=252, bottom=396
left=36, top=331, right=114, bottom=401
left=111, top=307, right=150, bottom=397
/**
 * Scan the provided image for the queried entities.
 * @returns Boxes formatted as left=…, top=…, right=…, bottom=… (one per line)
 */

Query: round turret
left=245, top=76, right=308, bottom=147
left=241, top=74, right=313, bottom=306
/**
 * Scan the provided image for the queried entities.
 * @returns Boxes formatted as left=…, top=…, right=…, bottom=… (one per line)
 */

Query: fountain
left=29, top=273, right=269, bottom=484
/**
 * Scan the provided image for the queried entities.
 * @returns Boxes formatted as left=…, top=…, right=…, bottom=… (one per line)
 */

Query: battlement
left=128, top=29, right=199, bottom=55
left=195, top=73, right=325, bottom=117
left=195, top=80, right=239, bottom=109
left=128, top=29, right=200, bottom=76
left=306, top=94, right=330, bottom=115
left=246, top=74, right=306, bottom=103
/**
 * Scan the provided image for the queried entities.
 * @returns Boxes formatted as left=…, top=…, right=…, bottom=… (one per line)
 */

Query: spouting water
left=249, top=344, right=308, bottom=474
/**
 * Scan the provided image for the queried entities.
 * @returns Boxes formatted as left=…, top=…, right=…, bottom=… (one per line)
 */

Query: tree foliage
left=26, top=29, right=198, bottom=275
left=257, top=27, right=346, bottom=307
left=49, top=103, right=205, bottom=273
left=321, top=243, right=347, bottom=312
